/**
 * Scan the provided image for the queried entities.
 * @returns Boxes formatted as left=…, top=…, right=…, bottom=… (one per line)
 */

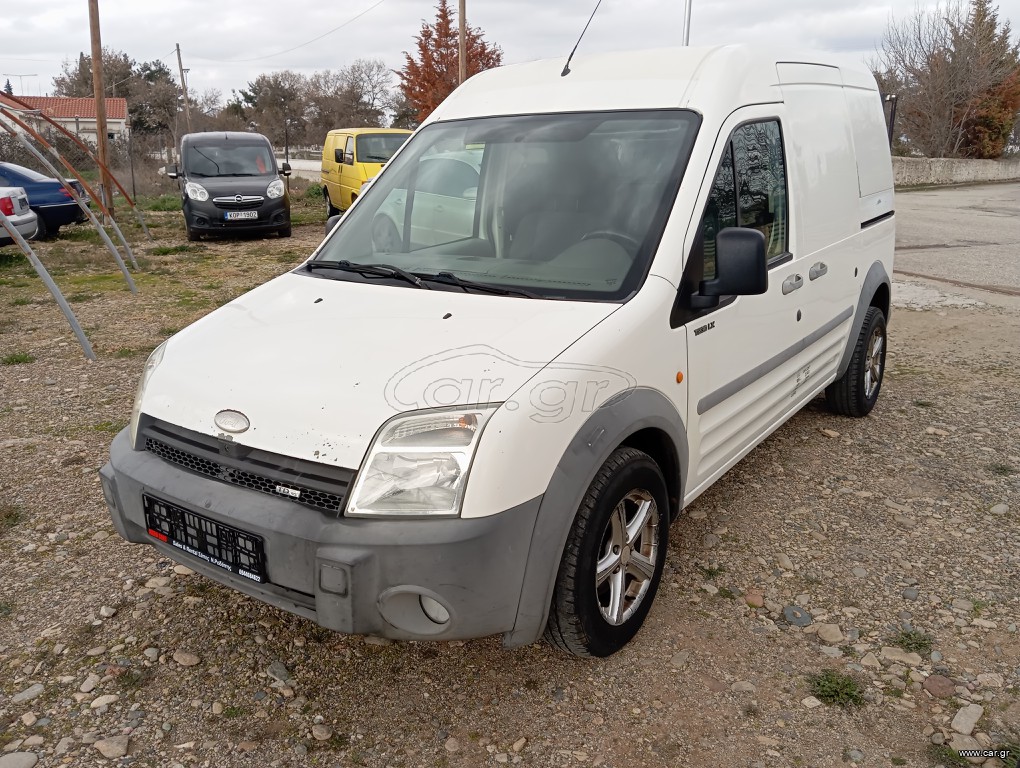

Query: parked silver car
left=0, top=186, right=38, bottom=247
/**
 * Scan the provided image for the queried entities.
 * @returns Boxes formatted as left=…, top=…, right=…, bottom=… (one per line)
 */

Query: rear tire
left=544, top=447, right=669, bottom=657
left=826, top=306, right=887, bottom=417
left=33, top=214, right=49, bottom=240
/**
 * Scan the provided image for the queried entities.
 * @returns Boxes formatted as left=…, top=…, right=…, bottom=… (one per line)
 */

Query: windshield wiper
left=305, top=260, right=429, bottom=289
left=417, top=271, right=538, bottom=298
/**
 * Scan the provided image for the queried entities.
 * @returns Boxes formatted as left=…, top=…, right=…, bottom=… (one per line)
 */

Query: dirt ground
left=0, top=197, right=1017, bottom=768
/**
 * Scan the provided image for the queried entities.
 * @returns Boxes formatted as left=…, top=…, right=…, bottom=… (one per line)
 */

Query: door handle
left=809, top=262, right=828, bottom=281
left=782, top=274, right=803, bottom=295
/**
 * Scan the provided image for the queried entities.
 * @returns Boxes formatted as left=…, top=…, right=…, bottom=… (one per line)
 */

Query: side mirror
left=344, top=151, right=354, bottom=165
left=280, top=162, right=291, bottom=177
left=166, top=164, right=179, bottom=179
left=692, top=228, right=768, bottom=308
left=325, top=214, right=342, bottom=236
left=334, top=148, right=344, bottom=164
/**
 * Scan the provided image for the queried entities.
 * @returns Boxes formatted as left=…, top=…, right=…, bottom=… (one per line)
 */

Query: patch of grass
left=221, top=705, right=247, bottom=718
left=806, top=669, right=864, bottom=708
left=889, top=629, right=934, bottom=656
left=59, top=227, right=102, bottom=244
left=113, top=347, right=143, bottom=359
left=65, top=292, right=99, bottom=303
left=158, top=326, right=180, bottom=337
left=149, top=244, right=204, bottom=256
left=118, top=667, right=154, bottom=691
left=1, top=504, right=25, bottom=532
left=92, top=420, right=128, bottom=434
left=891, top=757, right=907, bottom=766
left=717, top=587, right=737, bottom=600
left=912, top=399, right=934, bottom=408
left=885, top=686, right=904, bottom=698
left=140, top=194, right=181, bottom=212
left=839, top=645, right=859, bottom=659
left=988, top=462, right=1017, bottom=476
left=970, top=599, right=989, bottom=617
left=697, top=564, right=726, bottom=579
left=0, top=602, right=11, bottom=617
left=0, top=250, right=26, bottom=269
left=10, top=296, right=32, bottom=306
left=303, top=185, right=324, bottom=200
left=2, top=351, right=35, bottom=365
left=927, top=744, right=971, bottom=767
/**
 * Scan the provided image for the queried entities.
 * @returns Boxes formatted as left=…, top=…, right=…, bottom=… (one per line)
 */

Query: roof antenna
left=561, top=0, right=603, bottom=77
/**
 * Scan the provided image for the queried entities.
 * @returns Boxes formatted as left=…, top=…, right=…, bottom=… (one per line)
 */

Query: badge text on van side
left=693, top=321, right=716, bottom=336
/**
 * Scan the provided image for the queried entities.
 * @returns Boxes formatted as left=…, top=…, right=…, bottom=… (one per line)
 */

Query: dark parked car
left=167, top=132, right=292, bottom=241
left=0, top=162, right=88, bottom=239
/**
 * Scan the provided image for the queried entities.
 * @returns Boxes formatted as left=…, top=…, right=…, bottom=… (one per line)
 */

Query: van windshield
left=312, top=110, right=700, bottom=301
left=356, top=134, right=409, bottom=163
left=185, top=143, right=276, bottom=177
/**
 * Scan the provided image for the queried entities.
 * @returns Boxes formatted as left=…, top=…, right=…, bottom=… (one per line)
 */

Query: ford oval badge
left=214, top=410, right=250, bottom=434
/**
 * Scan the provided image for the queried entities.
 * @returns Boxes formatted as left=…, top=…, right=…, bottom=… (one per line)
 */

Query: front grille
left=143, top=420, right=353, bottom=514
left=213, top=195, right=265, bottom=209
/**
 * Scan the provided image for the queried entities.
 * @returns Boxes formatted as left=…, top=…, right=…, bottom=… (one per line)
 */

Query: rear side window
left=699, top=119, right=789, bottom=278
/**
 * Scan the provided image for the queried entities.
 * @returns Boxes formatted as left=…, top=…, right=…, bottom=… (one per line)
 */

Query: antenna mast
left=683, top=0, right=692, bottom=45
left=561, top=0, right=603, bottom=77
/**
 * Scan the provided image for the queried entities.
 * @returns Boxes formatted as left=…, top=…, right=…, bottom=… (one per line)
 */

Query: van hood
left=141, top=272, right=618, bottom=468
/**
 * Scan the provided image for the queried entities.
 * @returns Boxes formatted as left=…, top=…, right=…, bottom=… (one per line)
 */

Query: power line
left=193, top=0, right=386, bottom=64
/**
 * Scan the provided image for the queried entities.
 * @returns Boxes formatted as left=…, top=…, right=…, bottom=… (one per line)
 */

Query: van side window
left=733, top=121, right=787, bottom=261
left=701, top=144, right=737, bottom=280
left=699, top=120, right=788, bottom=278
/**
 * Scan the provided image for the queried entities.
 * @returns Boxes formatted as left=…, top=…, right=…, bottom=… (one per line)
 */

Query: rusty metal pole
left=88, top=0, right=114, bottom=220
left=458, top=0, right=467, bottom=85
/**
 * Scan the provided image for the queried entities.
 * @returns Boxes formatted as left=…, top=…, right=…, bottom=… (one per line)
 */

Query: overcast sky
left=3, top=0, right=1019, bottom=102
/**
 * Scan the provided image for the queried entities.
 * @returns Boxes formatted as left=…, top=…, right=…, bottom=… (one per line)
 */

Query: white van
left=101, top=46, right=894, bottom=657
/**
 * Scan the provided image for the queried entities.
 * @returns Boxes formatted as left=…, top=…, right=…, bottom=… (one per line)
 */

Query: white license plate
left=225, top=211, right=258, bottom=221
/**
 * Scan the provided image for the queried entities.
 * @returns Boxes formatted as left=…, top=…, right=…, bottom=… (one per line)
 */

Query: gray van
left=167, top=131, right=292, bottom=241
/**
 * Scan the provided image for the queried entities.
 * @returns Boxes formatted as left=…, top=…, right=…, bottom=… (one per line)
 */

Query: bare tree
left=873, top=0, right=1020, bottom=157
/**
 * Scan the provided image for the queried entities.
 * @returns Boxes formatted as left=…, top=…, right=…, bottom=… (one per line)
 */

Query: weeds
left=889, top=629, right=934, bottom=656
left=806, top=669, right=864, bottom=707
left=988, top=463, right=1017, bottom=476
left=2, top=352, right=34, bottom=365
left=222, top=705, right=247, bottom=718
left=927, top=744, right=971, bottom=767
left=150, top=244, right=204, bottom=256
left=92, top=420, right=128, bottom=434
left=10, top=297, right=32, bottom=307
left=1, top=504, right=25, bottom=533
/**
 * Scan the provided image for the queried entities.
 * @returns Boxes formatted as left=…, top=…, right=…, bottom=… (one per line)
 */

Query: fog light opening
left=419, top=594, right=450, bottom=625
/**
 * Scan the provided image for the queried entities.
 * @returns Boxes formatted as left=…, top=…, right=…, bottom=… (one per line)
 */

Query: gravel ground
left=0, top=205, right=1018, bottom=768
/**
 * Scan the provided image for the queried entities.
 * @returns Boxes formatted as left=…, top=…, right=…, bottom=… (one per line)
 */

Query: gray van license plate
left=225, top=211, right=258, bottom=221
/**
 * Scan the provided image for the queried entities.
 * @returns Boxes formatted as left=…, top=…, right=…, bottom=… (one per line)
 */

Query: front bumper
left=184, top=197, right=289, bottom=234
left=100, top=429, right=541, bottom=642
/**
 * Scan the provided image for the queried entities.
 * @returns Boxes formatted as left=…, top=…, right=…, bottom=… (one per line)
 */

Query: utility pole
left=88, top=0, right=114, bottom=219
left=458, top=0, right=467, bottom=85
left=176, top=43, right=193, bottom=133
left=682, top=0, right=692, bottom=45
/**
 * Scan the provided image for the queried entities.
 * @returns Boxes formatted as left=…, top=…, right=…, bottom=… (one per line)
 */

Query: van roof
left=430, top=45, right=878, bottom=123
left=182, top=131, right=273, bottom=145
left=326, top=128, right=413, bottom=136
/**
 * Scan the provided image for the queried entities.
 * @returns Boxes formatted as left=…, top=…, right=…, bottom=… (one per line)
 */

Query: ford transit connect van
left=102, top=46, right=895, bottom=657
left=167, top=131, right=292, bottom=241
left=321, top=128, right=412, bottom=216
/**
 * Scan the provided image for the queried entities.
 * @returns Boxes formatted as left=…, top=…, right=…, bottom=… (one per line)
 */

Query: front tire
left=545, top=447, right=669, bottom=657
left=826, top=306, right=887, bottom=417
left=278, top=225, right=292, bottom=238
left=186, top=226, right=200, bottom=242
left=324, top=190, right=339, bottom=217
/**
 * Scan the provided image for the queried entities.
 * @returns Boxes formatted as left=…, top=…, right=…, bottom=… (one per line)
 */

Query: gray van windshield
left=185, top=143, right=276, bottom=177
left=312, top=110, right=700, bottom=301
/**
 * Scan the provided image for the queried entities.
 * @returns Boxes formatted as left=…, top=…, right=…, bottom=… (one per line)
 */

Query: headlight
left=184, top=182, right=208, bottom=202
left=346, top=406, right=497, bottom=518
left=128, top=341, right=167, bottom=450
left=266, top=179, right=285, bottom=199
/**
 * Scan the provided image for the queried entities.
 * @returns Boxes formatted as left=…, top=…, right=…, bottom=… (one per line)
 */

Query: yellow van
left=321, top=128, right=412, bottom=215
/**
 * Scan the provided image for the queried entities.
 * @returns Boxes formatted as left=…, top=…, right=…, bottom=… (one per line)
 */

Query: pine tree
left=3, top=79, right=12, bottom=96
left=397, top=0, right=503, bottom=125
